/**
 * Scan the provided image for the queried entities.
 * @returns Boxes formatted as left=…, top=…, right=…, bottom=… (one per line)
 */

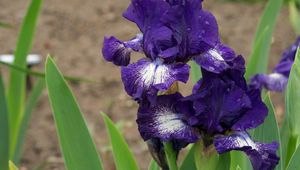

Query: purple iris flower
left=250, top=36, right=300, bottom=92
left=102, top=0, right=237, bottom=101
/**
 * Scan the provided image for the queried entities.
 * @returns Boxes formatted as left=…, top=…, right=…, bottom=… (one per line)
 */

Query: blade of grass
left=289, top=1, right=300, bottom=35
left=245, top=0, right=283, bottom=79
left=180, top=144, right=197, bottom=170
left=9, top=161, right=19, bottom=170
left=0, top=72, right=9, bottom=170
left=285, top=48, right=300, bottom=165
left=7, top=0, right=43, bottom=160
left=253, top=93, right=282, bottom=170
left=46, top=57, right=103, bottom=170
left=100, top=112, right=139, bottom=170
left=13, top=78, right=45, bottom=163
left=286, top=142, right=300, bottom=170
left=148, top=160, right=160, bottom=170
left=0, top=60, right=98, bottom=83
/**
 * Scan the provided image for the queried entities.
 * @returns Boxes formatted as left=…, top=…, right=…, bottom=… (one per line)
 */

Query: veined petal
left=214, top=132, right=279, bottom=170
left=194, top=44, right=235, bottom=73
left=102, top=35, right=143, bottom=66
left=249, top=73, right=288, bottom=92
left=121, top=58, right=189, bottom=100
left=137, top=93, right=199, bottom=142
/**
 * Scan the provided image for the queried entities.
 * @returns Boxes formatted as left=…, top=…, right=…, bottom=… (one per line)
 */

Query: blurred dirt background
left=0, top=0, right=297, bottom=169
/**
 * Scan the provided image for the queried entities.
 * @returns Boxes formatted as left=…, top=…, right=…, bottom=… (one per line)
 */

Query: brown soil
left=0, top=0, right=296, bottom=170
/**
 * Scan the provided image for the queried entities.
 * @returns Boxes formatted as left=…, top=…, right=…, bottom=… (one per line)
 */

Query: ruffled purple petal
left=249, top=73, right=288, bottom=92
left=194, top=44, right=235, bottom=73
left=121, top=58, right=190, bottom=100
left=232, top=89, right=268, bottom=131
left=102, top=35, right=143, bottom=66
left=123, top=0, right=169, bottom=32
left=137, top=93, right=199, bottom=142
left=161, top=2, right=219, bottom=59
left=214, top=132, right=279, bottom=170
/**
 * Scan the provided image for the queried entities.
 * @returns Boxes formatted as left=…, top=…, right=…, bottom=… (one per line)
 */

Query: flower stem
left=163, top=142, right=178, bottom=170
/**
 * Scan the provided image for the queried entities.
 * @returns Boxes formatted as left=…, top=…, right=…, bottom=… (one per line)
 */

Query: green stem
left=194, top=140, right=219, bottom=170
left=163, top=142, right=178, bottom=170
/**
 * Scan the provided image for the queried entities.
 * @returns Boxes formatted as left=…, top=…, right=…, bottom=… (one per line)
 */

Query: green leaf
left=13, top=79, right=45, bottom=163
left=180, top=144, right=197, bottom=170
left=46, top=57, right=103, bottom=170
left=286, top=143, right=300, bottom=170
left=0, top=60, right=98, bottom=83
left=245, top=0, right=283, bottom=79
left=285, top=48, right=300, bottom=166
left=253, top=93, right=282, bottom=170
left=0, top=72, right=9, bottom=170
left=7, top=0, right=43, bottom=159
left=230, top=151, right=250, bottom=170
left=148, top=159, right=160, bottom=170
left=286, top=48, right=300, bottom=138
left=216, top=153, right=231, bottom=170
left=100, top=112, right=139, bottom=170
left=189, top=61, right=202, bottom=83
left=289, top=1, right=300, bottom=35
left=164, top=142, right=178, bottom=170
left=280, top=118, right=291, bottom=168
left=9, top=161, right=19, bottom=170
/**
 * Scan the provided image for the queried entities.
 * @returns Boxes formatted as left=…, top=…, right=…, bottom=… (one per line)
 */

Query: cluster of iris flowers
left=102, top=0, right=299, bottom=169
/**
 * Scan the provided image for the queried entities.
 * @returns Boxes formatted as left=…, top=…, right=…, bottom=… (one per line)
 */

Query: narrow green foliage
left=13, top=79, right=45, bottom=163
left=286, top=143, right=300, bottom=170
left=100, top=112, right=139, bottom=170
left=9, top=161, right=18, bottom=170
left=280, top=119, right=291, bottom=168
left=289, top=1, right=300, bottom=35
left=230, top=151, right=250, bottom=170
left=216, top=153, right=231, bottom=170
left=7, top=0, right=43, bottom=159
left=286, top=48, right=300, bottom=138
left=164, top=142, right=178, bottom=170
left=148, top=160, right=160, bottom=170
left=180, top=145, right=197, bottom=170
left=46, top=57, right=103, bottom=170
left=285, top=134, right=298, bottom=167
left=245, top=0, right=283, bottom=79
left=0, top=72, right=9, bottom=170
left=0, top=61, right=97, bottom=83
left=253, top=94, right=282, bottom=170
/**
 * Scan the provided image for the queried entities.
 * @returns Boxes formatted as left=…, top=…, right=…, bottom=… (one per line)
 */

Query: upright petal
left=249, top=73, right=288, bottom=92
left=137, top=93, right=199, bottom=142
left=123, top=0, right=169, bottom=32
left=161, top=1, right=220, bottom=59
left=121, top=58, right=190, bottom=100
left=214, top=132, right=279, bottom=170
left=102, top=35, right=143, bottom=66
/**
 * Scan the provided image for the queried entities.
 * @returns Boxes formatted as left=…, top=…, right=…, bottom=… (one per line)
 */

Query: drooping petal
left=121, top=58, right=190, bottom=100
left=232, top=88, right=268, bottom=131
left=137, top=93, right=199, bottom=142
left=249, top=73, right=288, bottom=92
left=194, top=44, right=235, bottom=73
left=102, top=35, right=143, bottom=66
left=214, top=132, right=279, bottom=170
